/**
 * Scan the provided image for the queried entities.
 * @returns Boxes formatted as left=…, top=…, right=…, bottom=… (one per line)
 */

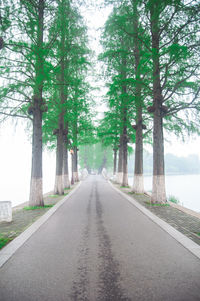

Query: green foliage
left=42, top=0, right=93, bottom=151
left=98, top=2, right=153, bottom=163
left=0, top=0, right=93, bottom=156
left=0, top=235, right=12, bottom=249
left=168, top=195, right=180, bottom=204
left=106, top=0, right=200, bottom=142
left=0, top=1, right=12, bottom=33
left=168, top=44, right=188, bottom=60
left=48, top=193, right=68, bottom=197
left=0, top=0, right=57, bottom=121
left=1, top=0, right=200, bottom=194
left=97, top=111, right=120, bottom=148
left=79, top=143, right=113, bottom=173
left=23, top=205, right=54, bottom=210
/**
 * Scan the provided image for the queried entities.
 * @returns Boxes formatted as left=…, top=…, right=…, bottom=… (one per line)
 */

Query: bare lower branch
left=0, top=111, right=30, bottom=120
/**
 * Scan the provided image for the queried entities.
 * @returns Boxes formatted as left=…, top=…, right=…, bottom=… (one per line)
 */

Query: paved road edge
left=0, top=182, right=82, bottom=268
left=109, top=180, right=200, bottom=260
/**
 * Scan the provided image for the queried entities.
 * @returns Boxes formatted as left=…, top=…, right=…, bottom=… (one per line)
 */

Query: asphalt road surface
left=0, top=175, right=200, bottom=301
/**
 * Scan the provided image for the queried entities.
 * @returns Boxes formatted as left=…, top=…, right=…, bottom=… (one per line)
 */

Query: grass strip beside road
left=0, top=236, right=12, bottom=249
left=23, top=204, right=54, bottom=210
left=145, top=202, right=170, bottom=207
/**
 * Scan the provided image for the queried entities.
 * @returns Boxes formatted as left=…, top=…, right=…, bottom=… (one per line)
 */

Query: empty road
left=0, top=175, right=200, bottom=300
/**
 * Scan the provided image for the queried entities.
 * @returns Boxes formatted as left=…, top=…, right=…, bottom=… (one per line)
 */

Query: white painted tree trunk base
left=54, top=175, right=64, bottom=195
left=29, top=177, right=43, bottom=207
left=63, top=174, right=70, bottom=189
left=122, top=173, right=129, bottom=186
left=80, top=169, right=88, bottom=180
left=74, top=172, right=79, bottom=182
left=112, top=174, right=117, bottom=182
left=102, top=168, right=108, bottom=179
left=151, top=175, right=167, bottom=203
left=116, top=172, right=123, bottom=184
left=132, top=174, right=144, bottom=193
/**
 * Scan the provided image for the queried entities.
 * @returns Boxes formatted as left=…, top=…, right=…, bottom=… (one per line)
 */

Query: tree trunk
left=29, top=0, right=44, bottom=207
left=54, top=128, right=64, bottom=195
left=63, top=134, right=70, bottom=189
left=150, top=4, right=166, bottom=203
left=71, top=152, right=74, bottom=185
left=121, top=57, right=128, bottom=187
left=73, top=147, right=79, bottom=182
left=54, top=0, right=66, bottom=195
left=113, top=149, right=117, bottom=175
left=116, top=135, right=123, bottom=184
left=132, top=1, right=144, bottom=193
left=152, top=107, right=166, bottom=203
left=122, top=129, right=128, bottom=187
left=132, top=107, right=144, bottom=193
left=29, top=106, right=43, bottom=206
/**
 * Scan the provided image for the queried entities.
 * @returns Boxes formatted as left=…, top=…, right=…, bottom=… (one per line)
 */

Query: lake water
left=129, top=174, right=200, bottom=213
left=3, top=172, right=199, bottom=213
left=0, top=149, right=57, bottom=208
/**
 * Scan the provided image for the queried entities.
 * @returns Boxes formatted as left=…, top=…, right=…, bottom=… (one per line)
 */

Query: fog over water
left=0, top=121, right=56, bottom=207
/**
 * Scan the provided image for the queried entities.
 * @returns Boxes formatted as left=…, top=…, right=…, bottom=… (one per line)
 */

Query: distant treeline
left=128, top=152, right=200, bottom=175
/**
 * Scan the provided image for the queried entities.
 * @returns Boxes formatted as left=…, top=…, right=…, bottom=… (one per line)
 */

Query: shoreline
left=109, top=180, right=200, bottom=246
left=143, top=190, right=200, bottom=219
left=127, top=174, right=200, bottom=213
left=129, top=173, right=200, bottom=177
left=12, top=190, right=54, bottom=211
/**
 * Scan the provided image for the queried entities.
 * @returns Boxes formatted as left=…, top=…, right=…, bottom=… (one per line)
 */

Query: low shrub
left=0, top=236, right=12, bottom=249
left=168, top=195, right=179, bottom=204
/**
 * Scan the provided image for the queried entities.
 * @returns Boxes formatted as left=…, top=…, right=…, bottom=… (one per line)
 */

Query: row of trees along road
left=79, top=143, right=113, bottom=174
left=1, top=0, right=200, bottom=206
left=100, top=0, right=200, bottom=203
left=0, top=0, right=93, bottom=206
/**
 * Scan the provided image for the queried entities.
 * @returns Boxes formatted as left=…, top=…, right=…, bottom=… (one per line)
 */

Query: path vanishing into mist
left=0, top=175, right=200, bottom=300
